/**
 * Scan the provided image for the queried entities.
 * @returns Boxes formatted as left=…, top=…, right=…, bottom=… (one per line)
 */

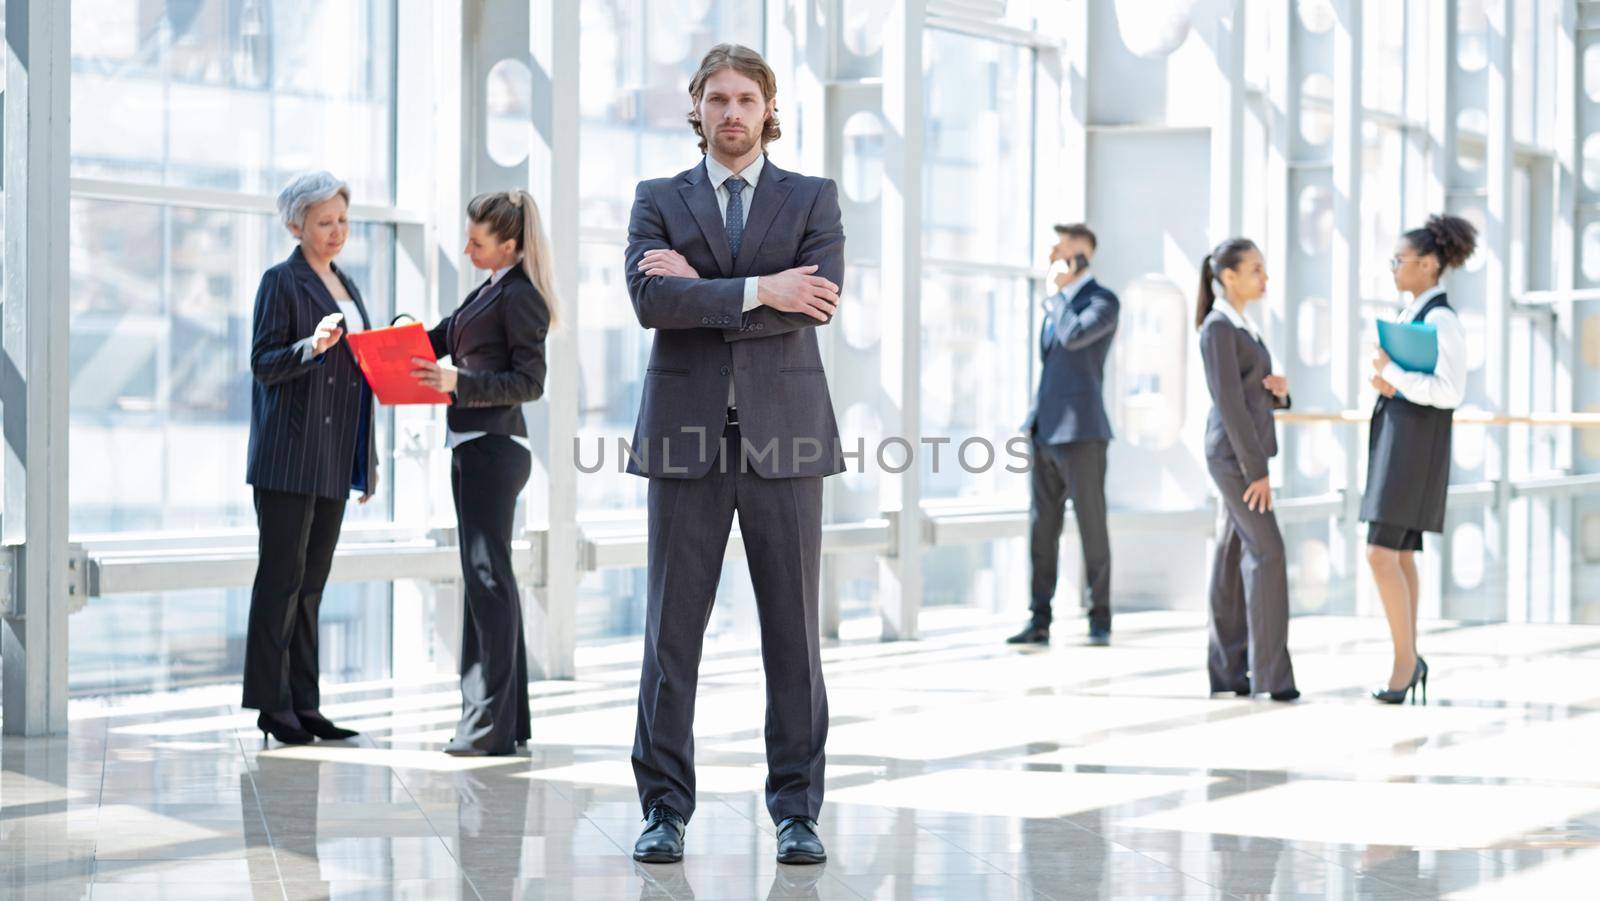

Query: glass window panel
left=1359, top=123, right=1403, bottom=301
left=69, top=200, right=396, bottom=532
left=70, top=582, right=391, bottom=697
left=923, top=30, right=1033, bottom=266
left=71, top=0, right=395, bottom=200
left=919, top=271, right=1032, bottom=503
left=1362, top=0, right=1404, bottom=115
left=578, top=0, right=764, bottom=231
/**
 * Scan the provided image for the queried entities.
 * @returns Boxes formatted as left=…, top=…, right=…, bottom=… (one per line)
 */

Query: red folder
left=344, top=322, right=453, bottom=405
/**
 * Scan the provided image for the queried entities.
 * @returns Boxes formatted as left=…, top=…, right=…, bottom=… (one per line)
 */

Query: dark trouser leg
left=288, top=495, right=347, bottom=711
left=243, top=489, right=316, bottom=712
left=1027, top=436, right=1068, bottom=627
left=735, top=464, right=827, bottom=825
left=632, top=429, right=738, bottom=823
left=1062, top=440, right=1112, bottom=631
left=449, top=436, right=533, bottom=754
left=1206, top=505, right=1250, bottom=693
left=1208, top=461, right=1296, bottom=695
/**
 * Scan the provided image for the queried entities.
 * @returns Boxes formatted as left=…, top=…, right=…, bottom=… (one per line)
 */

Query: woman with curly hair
left=1362, top=213, right=1477, bottom=704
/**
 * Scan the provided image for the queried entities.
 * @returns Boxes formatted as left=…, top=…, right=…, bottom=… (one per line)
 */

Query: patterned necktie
left=725, top=176, right=747, bottom=259
left=1041, top=299, right=1059, bottom=355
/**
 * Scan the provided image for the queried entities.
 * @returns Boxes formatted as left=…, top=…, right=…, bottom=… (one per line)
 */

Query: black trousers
left=449, top=434, right=533, bottom=755
left=1028, top=437, right=1112, bottom=630
left=243, top=488, right=347, bottom=712
left=633, top=423, right=828, bottom=826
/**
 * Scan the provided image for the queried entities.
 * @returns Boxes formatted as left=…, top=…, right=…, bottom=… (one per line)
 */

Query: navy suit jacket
left=246, top=247, right=377, bottom=500
left=1024, top=277, right=1119, bottom=445
left=624, top=157, right=845, bottom=479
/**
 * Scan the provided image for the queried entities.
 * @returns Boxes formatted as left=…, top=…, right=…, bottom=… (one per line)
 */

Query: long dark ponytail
left=1195, top=237, right=1260, bottom=329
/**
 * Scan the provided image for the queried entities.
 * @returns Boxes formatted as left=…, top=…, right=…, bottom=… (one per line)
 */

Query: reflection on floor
left=5, top=609, right=1600, bottom=899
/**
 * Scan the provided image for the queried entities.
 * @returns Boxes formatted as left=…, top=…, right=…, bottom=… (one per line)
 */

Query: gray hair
left=276, top=171, right=351, bottom=232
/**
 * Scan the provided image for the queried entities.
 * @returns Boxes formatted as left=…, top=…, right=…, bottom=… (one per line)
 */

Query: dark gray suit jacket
left=1024, top=277, right=1119, bottom=445
left=1199, top=308, right=1290, bottom=483
left=247, top=247, right=377, bottom=500
left=624, top=157, right=845, bottom=479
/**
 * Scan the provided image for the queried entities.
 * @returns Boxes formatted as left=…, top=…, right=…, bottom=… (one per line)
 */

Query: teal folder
left=1376, top=320, right=1438, bottom=374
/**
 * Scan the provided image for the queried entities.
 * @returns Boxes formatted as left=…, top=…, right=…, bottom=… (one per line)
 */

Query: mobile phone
left=1069, top=253, right=1090, bottom=273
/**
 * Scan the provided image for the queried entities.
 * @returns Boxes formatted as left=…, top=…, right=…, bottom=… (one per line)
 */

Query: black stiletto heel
left=1372, top=660, right=1423, bottom=705
left=257, top=712, right=314, bottom=745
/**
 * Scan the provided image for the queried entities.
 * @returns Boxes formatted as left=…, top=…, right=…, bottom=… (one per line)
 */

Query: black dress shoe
left=633, top=805, right=686, bottom=863
left=256, top=712, right=313, bottom=746
left=1005, top=623, right=1050, bottom=645
left=296, top=710, right=359, bottom=740
left=1086, top=624, right=1111, bottom=646
left=776, top=815, right=827, bottom=864
left=1269, top=689, right=1301, bottom=702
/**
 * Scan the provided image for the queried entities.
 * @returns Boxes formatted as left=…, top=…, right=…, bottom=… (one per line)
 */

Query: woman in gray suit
left=1196, top=238, right=1298, bottom=702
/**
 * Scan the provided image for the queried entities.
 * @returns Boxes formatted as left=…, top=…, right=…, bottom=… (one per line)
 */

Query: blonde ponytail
left=465, top=190, right=561, bottom=328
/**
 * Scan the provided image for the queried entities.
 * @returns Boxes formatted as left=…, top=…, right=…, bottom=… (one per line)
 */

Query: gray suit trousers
left=632, top=423, right=828, bottom=826
left=1205, top=459, right=1296, bottom=696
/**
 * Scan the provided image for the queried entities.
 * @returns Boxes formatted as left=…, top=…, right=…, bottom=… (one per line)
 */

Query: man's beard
left=712, top=125, right=759, bottom=157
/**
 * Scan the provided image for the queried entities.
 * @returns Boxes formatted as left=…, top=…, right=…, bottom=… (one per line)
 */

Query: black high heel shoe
left=1371, top=659, right=1424, bottom=705
left=296, top=710, right=359, bottom=741
left=1417, top=656, right=1428, bottom=705
left=257, top=711, right=314, bottom=746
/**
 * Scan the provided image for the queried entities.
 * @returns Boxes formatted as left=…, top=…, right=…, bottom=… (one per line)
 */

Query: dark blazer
left=427, top=265, right=551, bottom=437
left=1024, top=277, right=1120, bottom=445
left=1199, top=308, right=1290, bottom=483
left=247, top=246, right=377, bottom=501
left=624, top=157, right=845, bottom=479
left=1360, top=292, right=1455, bottom=533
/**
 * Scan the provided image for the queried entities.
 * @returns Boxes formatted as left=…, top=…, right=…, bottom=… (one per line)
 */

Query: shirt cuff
left=295, top=337, right=319, bottom=363
left=1381, top=362, right=1407, bottom=389
left=741, top=277, right=762, bottom=312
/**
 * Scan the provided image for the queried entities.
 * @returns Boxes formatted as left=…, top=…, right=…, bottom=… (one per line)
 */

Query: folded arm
left=626, top=183, right=745, bottom=330
left=724, top=179, right=845, bottom=343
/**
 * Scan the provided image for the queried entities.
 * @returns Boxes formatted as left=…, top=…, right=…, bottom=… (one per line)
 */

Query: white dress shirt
left=1381, top=284, right=1465, bottom=410
left=702, top=153, right=766, bottom=313
left=446, top=263, right=531, bottom=450
left=1042, top=270, right=1092, bottom=349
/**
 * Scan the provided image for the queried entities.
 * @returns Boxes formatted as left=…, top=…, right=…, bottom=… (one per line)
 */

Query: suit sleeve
left=625, top=182, right=746, bottom=330
left=723, top=179, right=845, bottom=343
left=1200, top=321, right=1270, bottom=483
left=251, top=268, right=324, bottom=386
left=427, top=315, right=452, bottom=359
left=1055, top=290, right=1118, bottom=350
left=453, top=287, right=550, bottom=407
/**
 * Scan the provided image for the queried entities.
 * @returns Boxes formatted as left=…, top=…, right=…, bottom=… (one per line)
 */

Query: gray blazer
left=1199, top=308, right=1289, bottom=483
left=624, top=157, right=845, bottom=479
left=1023, top=277, right=1119, bottom=445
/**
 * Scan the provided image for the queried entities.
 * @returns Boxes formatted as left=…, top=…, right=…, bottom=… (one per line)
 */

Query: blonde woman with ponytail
left=410, top=190, right=554, bottom=756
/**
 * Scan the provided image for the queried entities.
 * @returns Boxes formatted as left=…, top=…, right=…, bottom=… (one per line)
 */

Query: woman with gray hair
left=243, top=171, right=374, bottom=745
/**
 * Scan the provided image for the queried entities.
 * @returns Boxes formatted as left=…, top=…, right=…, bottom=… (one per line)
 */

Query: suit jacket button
left=327, top=377, right=335, bottom=385
left=701, top=317, right=710, bottom=324
left=756, top=323, right=764, bottom=330
left=324, top=417, right=332, bottom=425
left=720, top=365, right=730, bottom=376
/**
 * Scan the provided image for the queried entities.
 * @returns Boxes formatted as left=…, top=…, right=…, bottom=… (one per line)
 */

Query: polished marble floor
left=5, top=609, right=1600, bottom=899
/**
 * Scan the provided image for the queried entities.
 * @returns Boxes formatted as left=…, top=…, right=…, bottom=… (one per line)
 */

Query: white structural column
left=1552, top=0, right=1579, bottom=622
left=879, top=0, right=925, bottom=640
left=2, top=0, right=72, bottom=736
left=1208, top=0, right=1246, bottom=242
left=1485, top=0, right=1517, bottom=619
left=1331, top=0, right=1365, bottom=611
left=529, top=0, right=580, bottom=679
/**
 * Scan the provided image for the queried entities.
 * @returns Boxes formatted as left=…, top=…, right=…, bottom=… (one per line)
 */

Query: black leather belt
left=726, top=405, right=739, bottom=426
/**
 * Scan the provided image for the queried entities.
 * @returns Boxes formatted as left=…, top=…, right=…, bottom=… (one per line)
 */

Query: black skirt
left=1359, top=394, right=1453, bottom=534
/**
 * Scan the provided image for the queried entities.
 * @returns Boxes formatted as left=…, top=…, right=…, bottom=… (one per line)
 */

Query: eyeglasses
left=1389, top=255, right=1419, bottom=272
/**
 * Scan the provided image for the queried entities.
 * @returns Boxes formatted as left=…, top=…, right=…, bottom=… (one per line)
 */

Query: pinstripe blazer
left=246, top=246, right=377, bottom=500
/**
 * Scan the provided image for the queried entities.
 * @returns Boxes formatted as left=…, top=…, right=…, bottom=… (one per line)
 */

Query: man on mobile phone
left=1013, top=223, right=1120, bottom=647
